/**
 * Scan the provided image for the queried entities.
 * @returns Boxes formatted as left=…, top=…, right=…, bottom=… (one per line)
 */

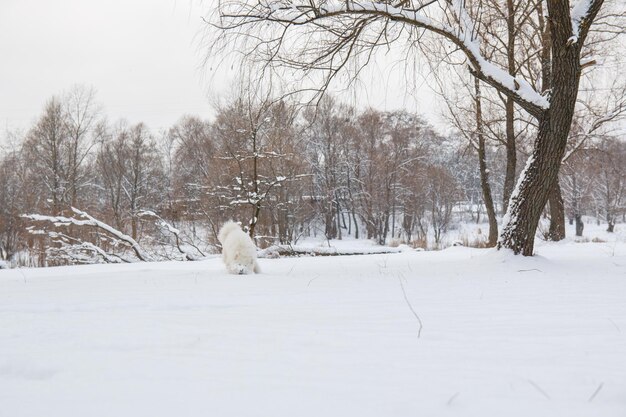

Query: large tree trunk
left=498, top=119, right=572, bottom=255
left=498, top=1, right=582, bottom=255
left=474, top=78, right=498, bottom=247
left=548, top=180, right=566, bottom=241
left=538, top=0, right=566, bottom=242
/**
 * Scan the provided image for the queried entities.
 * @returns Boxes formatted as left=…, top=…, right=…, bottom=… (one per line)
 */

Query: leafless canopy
left=208, top=0, right=603, bottom=119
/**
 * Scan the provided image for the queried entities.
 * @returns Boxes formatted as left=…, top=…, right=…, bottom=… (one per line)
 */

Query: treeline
left=0, top=86, right=624, bottom=266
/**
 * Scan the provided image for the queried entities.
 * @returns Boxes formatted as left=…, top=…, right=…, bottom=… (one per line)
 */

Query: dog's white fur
left=218, top=221, right=260, bottom=275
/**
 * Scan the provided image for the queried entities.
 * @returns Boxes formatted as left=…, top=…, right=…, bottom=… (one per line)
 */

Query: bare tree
left=426, top=165, right=461, bottom=246
left=62, top=85, right=101, bottom=207
left=212, top=86, right=306, bottom=241
left=304, top=97, right=350, bottom=240
left=169, top=115, right=220, bottom=240
left=19, top=87, right=102, bottom=217
left=210, top=0, right=608, bottom=255
left=261, top=101, right=313, bottom=244
left=594, top=138, right=625, bottom=232
left=429, top=67, right=499, bottom=246
left=22, top=97, right=71, bottom=214
left=473, top=78, right=498, bottom=246
left=0, top=140, right=27, bottom=261
left=561, top=151, right=594, bottom=237
left=95, top=122, right=164, bottom=240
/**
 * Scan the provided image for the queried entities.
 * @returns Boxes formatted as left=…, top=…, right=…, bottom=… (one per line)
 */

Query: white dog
left=218, top=221, right=260, bottom=275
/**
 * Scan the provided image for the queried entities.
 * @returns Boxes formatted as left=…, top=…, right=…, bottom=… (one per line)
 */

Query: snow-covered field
left=1, top=238, right=625, bottom=416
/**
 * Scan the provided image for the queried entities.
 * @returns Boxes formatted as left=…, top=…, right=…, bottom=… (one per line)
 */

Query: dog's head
left=234, top=263, right=250, bottom=275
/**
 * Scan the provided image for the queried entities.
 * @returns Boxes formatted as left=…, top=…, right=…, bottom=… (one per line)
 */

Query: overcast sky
left=0, top=0, right=440, bottom=138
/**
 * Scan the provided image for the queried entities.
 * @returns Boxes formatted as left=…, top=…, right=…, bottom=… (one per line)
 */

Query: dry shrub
left=410, top=237, right=428, bottom=250
left=459, top=233, right=490, bottom=248
left=388, top=238, right=404, bottom=248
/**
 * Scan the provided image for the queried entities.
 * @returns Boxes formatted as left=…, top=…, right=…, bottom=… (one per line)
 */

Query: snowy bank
left=1, top=242, right=625, bottom=417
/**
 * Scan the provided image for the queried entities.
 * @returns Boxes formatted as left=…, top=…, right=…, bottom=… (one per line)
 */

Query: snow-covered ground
left=1, top=238, right=625, bottom=417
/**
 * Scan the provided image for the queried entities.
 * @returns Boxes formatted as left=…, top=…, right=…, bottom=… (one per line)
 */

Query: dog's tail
left=218, top=220, right=241, bottom=244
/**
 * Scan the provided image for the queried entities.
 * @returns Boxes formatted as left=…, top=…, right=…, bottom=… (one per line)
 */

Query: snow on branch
left=570, top=0, right=593, bottom=44
left=49, top=234, right=129, bottom=264
left=137, top=210, right=206, bottom=261
left=218, top=0, right=549, bottom=118
left=569, top=0, right=605, bottom=45
left=23, top=207, right=154, bottom=262
left=228, top=174, right=288, bottom=206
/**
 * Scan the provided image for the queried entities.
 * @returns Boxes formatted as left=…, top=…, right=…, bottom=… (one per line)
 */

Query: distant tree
left=374, top=110, right=429, bottom=244
left=0, top=142, right=27, bottom=261
left=212, top=87, right=306, bottom=241
left=425, top=165, right=461, bottom=247
left=169, top=115, right=218, bottom=238
left=20, top=86, right=101, bottom=216
left=558, top=74, right=626, bottom=236
left=593, top=138, right=625, bottom=232
left=431, top=70, right=499, bottom=246
left=561, top=151, right=595, bottom=237
left=22, top=97, right=70, bottom=214
left=62, top=86, right=101, bottom=207
left=261, top=100, right=313, bottom=244
left=304, top=97, right=351, bottom=240
left=95, top=122, right=164, bottom=240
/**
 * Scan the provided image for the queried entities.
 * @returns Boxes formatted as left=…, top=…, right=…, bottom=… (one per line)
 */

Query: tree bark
left=503, top=97, right=516, bottom=213
left=575, top=214, right=584, bottom=236
left=538, top=0, right=565, bottom=242
left=499, top=0, right=584, bottom=255
left=607, top=220, right=615, bottom=233
left=548, top=180, right=566, bottom=241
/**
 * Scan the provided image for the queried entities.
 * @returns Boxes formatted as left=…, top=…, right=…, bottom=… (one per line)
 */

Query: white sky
left=0, top=0, right=213, bottom=134
left=0, top=0, right=441, bottom=138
